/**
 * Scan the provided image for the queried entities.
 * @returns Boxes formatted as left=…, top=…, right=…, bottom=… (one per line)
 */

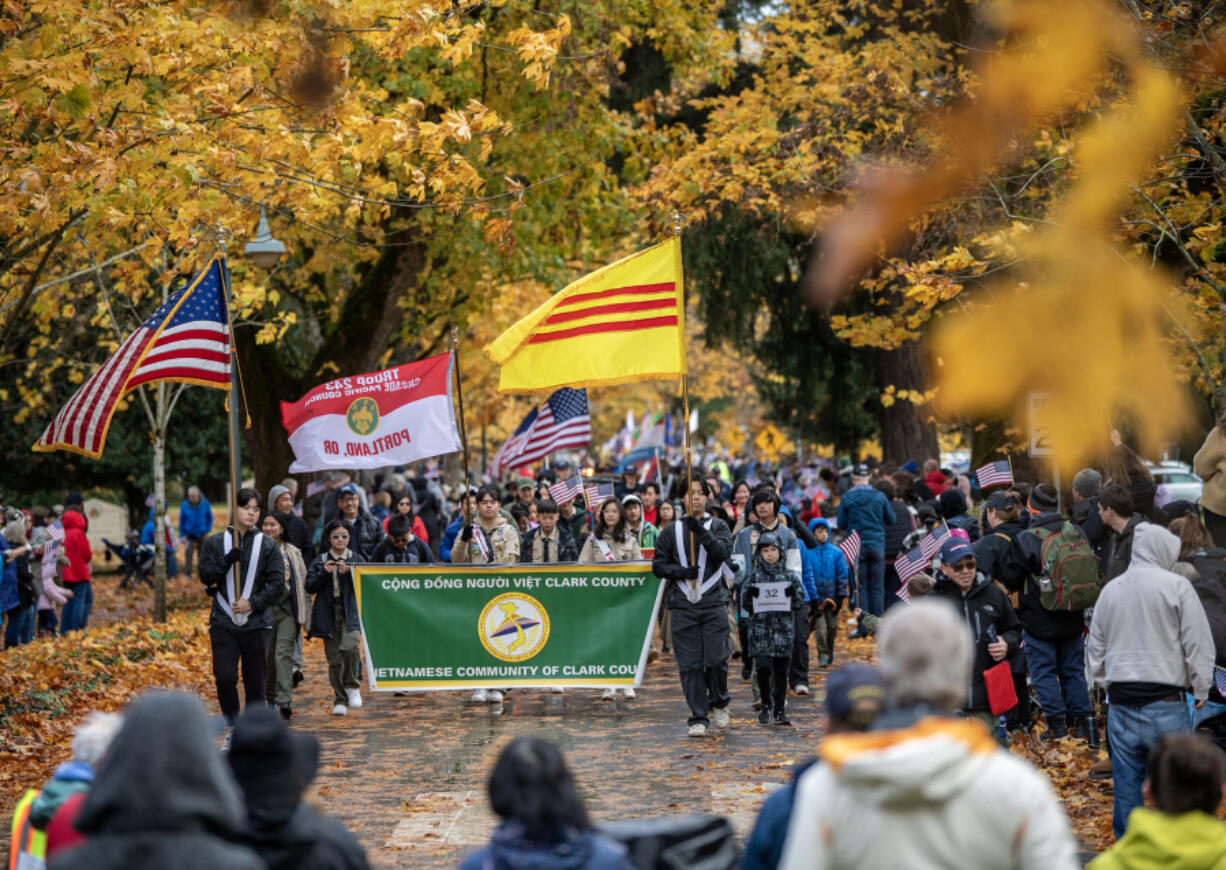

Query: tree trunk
left=877, top=340, right=939, bottom=464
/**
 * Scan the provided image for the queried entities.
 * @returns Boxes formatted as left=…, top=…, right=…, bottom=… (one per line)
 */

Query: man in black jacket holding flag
left=653, top=475, right=735, bottom=738
left=200, top=487, right=285, bottom=745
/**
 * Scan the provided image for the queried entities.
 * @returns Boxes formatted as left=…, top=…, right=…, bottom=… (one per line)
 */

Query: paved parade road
left=293, top=635, right=868, bottom=866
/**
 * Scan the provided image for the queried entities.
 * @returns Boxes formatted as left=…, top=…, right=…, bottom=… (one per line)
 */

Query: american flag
left=919, top=522, right=952, bottom=560
left=548, top=475, right=581, bottom=506
left=976, top=459, right=1014, bottom=489
left=584, top=481, right=614, bottom=509
left=837, top=530, right=861, bottom=574
left=1215, top=665, right=1226, bottom=698
left=489, top=388, right=591, bottom=475
left=34, top=257, right=231, bottom=458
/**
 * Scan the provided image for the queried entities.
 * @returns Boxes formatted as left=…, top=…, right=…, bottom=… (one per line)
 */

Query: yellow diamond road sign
left=755, top=424, right=785, bottom=457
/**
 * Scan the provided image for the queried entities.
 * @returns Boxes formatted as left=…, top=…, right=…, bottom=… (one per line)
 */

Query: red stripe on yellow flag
left=484, top=238, right=686, bottom=392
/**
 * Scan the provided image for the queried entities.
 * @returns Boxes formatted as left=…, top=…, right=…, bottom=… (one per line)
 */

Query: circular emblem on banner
left=479, top=592, right=550, bottom=662
left=346, top=396, right=379, bottom=436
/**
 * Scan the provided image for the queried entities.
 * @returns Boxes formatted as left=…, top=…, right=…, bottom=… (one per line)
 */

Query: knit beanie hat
left=1028, top=483, right=1059, bottom=514
left=267, top=485, right=291, bottom=512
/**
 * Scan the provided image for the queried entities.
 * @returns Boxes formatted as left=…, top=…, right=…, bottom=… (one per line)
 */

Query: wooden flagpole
left=450, top=328, right=473, bottom=493
left=672, top=211, right=697, bottom=587
left=218, top=232, right=243, bottom=604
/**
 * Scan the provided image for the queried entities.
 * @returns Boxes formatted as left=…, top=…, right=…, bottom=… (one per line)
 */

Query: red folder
left=983, top=660, right=1018, bottom=716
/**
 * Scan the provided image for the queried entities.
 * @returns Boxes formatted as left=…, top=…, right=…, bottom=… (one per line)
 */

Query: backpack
left=1029, top=521, right=1102, bottom=611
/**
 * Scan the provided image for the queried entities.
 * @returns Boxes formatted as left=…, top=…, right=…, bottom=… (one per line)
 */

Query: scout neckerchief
left=219, top=529, right=263, bottom=626
left=675, top=517, right=727, bottom=604
left=472, top=524, right=494, bottom=562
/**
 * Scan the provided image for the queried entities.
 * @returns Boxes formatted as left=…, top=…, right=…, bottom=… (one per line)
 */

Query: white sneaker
left=794, top=684, right=810, bottom=696
left=219, top=727, right=233, bottom=752
left=601, top=688, right=616, bottom=701
left=711, top=707, right=730, bottom=729
left=550, top=687, right=565, bottom=694
left=487, top=690, right=504, bottom=703
left=346, top=688, right=362, bottom=708
left=687, top=722, right=707, bottom=738
left=471, top=689, right=488, bottom=702
left=332, top=704, right=348, bottom=716
left=622, top=688, right=636, bottom=699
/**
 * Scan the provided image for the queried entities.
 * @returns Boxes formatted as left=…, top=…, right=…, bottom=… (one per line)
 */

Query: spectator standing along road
left=178, top=485, right=213, bottom=578
left=837, top=463, right=895, bottom=625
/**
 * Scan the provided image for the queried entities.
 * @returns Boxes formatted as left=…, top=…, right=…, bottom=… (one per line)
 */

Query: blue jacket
left=460, top=821, right=633, bottom=870
left=741, top=759, right=817, bottom=870
left=802, top=518, right=849, bottom=603
left=439, top=516, right=463, bottom=563
left=836, top=484, right=895, bottom=551
left=0, top=537, right=18, bottom=613
left=178, top=497, right=213, bottom=539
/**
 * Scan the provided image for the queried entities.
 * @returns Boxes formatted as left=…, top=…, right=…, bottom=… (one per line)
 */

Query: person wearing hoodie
left=306, top=520, right=364, bottom=716
left=743, top=531, right=807, bottom=725
left=58, top=503, right=92, bottom=633
left=998, top=484, right=1094, bottom=740
left=836, top=463, right=896, bottom=623
left=779, top=599, right=1078, bottom=870
left=199, top=487, right=286, bottom=736
left=269, top=485, right=313, bottom=563
left=803, top=518, right=849, bottom=668
left=259, top=511, right=309, bottom=721
left=1088, top=733, right=1226, bottom=870
left=930, top=538, right=1022, bottom=727
left=226, top=707, right=369, bottom=870
left=460, top=737, right=632, bottom=870
left=1087, top=522, right=1216, bottom=839
left=46, top=692, right=265, bottom=870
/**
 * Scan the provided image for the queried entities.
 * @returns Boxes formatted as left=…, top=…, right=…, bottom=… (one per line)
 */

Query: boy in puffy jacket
left=803, top=518, right=849, bottom=668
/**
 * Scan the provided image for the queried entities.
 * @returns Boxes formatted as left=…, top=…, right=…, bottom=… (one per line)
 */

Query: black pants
left=738, top=621, right=752, bottom=679
left=756, top=655, right=789, bottom=714
left=210, top=623, right=271, bottom=724
left=1205, top=507, right=1226, bottom=549
left=788, top=607, right=809, bottom=687
left=670, top=605, right=730, bottom=727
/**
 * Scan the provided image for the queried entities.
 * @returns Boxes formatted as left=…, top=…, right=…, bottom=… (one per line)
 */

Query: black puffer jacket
left=999, top=511, right=1088, bottom=641
left=1104, top=514, right=1144, bottom=583
left=932, top=573, right=1022, bottom=713
left=49, top=693, right=263, bottom=870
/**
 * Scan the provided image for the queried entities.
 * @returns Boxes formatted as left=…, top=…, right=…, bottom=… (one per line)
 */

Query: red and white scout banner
left=280, top=353, right=462, bottom=472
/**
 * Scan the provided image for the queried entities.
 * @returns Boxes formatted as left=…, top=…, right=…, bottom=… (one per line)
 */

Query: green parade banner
left=353, top=562, right=664, bottom=691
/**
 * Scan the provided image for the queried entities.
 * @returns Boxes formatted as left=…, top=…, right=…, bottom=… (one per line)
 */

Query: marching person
left=653, top=476, right=735, bottom=738
left=580, top=497, right=642, bottom=701
left=804, top=517, right=849, bottom=668
left=334, top=483, right=382, bottom=561
left=520, top=499, right=578, bottom=564
left=743, top=532, right=806, bottom=725
left=268, top=484, right=313, bottom=563
left=305, top=520, right=364, bottom=716
left=258, top=511, right=308, bottom=721
left=199, top=488, right=285, bottom=746
left=371, top=512, right=434, bottom=564
left=452, top=484, right=520, bottom=704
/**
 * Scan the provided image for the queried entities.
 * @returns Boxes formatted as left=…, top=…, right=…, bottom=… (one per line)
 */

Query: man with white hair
left=178, top=486, right=213, bottom=578
left=836, top=463, right=895, bottom=626
left=779, top=599, right=1078, bottom=870
left=1086, top=522, right=1215, bottom=840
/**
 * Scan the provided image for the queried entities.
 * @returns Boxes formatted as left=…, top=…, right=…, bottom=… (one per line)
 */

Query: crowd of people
left=8, top=420, right=1226, bottom=867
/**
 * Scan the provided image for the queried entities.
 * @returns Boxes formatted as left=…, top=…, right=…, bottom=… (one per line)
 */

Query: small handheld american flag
left=976, top=459, right=1014, bottom=489
left=1215, top=665, right=1226, bottom=698
left=918, top=522, right=952, bottom=560
left=584, top=481, right=614, bottom=509
left=837, top=531, right=861, bottom=574
left=896, top=543, right=935, bottom=586
left=548, top=475, right=581, bottom=506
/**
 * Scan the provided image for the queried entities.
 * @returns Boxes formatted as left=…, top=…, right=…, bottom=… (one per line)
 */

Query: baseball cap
left=555, top=459, right=571, bottom=469
left=621, top=494, right=642, bottom=506
left=516, top=476, right=534, bottom=489
left=851, top=462, right=871, bottom=477
left=939, top=538, right=975, bottom=564
left=825, top=665, right=885, bottom=725
left=336, top=483, right=360, bottom=499
left=984, top=491, right=1018, bottom=511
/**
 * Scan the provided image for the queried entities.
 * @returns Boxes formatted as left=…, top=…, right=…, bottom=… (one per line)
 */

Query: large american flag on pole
left=490, top=388, right=591, bottom=475
left=33, top=257, right=231, bottom=458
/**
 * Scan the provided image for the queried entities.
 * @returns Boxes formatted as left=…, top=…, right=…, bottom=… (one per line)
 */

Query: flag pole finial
left=670, top=210, right=685, bottom=238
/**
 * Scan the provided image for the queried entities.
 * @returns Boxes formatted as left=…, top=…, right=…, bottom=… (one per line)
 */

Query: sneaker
left=292, top=669, right=304, bottom=688
left=1088, top=756, right=1113, bottom=780
left=818, top=654, right=833, bottom=667
left=711, top=706, right=730, bottom=729
left=661, top=645, right=670, bottom=654
left=550, top=686, right=565, bottom=694
left=687, top=722, right=707, bottom=738
left=346, top=688, right=362, bottom=709
left=278, top=704, right=292, bottom=721
left=471, top=689, right=488, bottom=703
left=794, top=684, right=809, bottom=696
left=487, top=690, right=504, bottom=703
left=757, top=708, right=771, bottom=725
left=601, top=688, right=617, bottom=701
left=622, top=688, right=636, bottom=700
left=219, top=727, right=233, bottom=752
left=332, top=704, right=348, bottom=716
left=848, top=626, right=872, bottom=639
left=775, top=710, right=792, bottom=726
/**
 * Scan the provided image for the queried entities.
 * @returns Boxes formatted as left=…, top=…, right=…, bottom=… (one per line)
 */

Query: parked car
left=1149, top=462, right=1204, bottom=504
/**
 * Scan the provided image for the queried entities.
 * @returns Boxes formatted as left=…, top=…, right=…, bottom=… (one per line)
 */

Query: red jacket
left=924, top=470, right=948, bottom=496
left=61, top=510, right=92, bottom=583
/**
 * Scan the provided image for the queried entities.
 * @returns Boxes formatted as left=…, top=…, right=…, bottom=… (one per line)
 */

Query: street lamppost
left=243, top=206, right=286, bottom=270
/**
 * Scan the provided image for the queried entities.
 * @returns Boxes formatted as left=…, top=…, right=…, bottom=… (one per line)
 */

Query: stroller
left=102, top=533, right=155, bottom=589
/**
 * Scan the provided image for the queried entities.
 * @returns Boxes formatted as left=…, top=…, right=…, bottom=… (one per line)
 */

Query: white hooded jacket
left=1087, top=523, right=1215, bottom=701
left=778, top=717, right=1078, bottom=870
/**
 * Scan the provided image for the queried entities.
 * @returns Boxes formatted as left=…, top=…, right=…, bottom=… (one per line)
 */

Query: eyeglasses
left=949, top=560, right=976, bottom=573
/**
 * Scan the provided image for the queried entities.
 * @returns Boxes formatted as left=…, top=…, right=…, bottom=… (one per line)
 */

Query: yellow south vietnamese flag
left=485, top=238, right=686, bottom=392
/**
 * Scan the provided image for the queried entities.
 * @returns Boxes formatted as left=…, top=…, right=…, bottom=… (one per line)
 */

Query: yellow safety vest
left=8, top=789, right=46, bottom=870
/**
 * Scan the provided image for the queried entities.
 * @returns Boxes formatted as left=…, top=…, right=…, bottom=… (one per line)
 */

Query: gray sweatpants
left=669, top=604, right=730, bottom=727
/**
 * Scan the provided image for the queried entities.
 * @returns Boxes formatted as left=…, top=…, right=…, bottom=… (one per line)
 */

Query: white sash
left=472, top=525, right=493, bottom=562
left=217, top=530, right=263, bottom=626
left=593, top=537, right=616, bottom=562
left=675, top=519, right=726, bottom=604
